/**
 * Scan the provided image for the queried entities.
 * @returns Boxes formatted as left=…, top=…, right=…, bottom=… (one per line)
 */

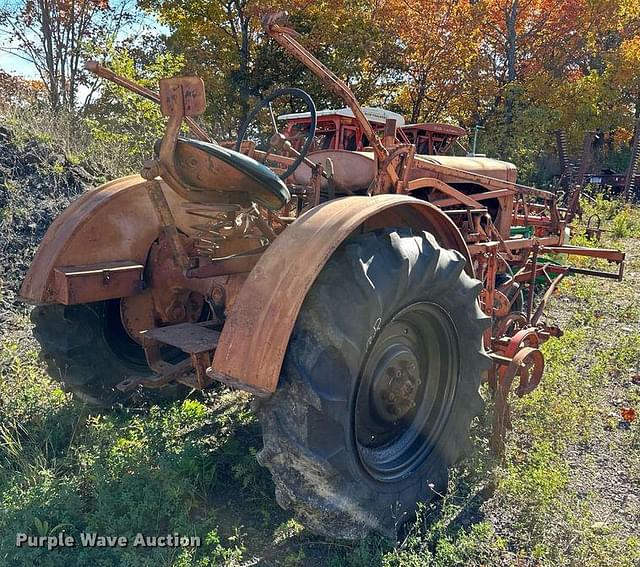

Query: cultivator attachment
left=475, top=236, right=624, bottom=451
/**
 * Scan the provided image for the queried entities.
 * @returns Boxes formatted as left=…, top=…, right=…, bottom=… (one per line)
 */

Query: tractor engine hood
left=412, top=155, right=518, bottom=184
left=292, top=151, right=518, bottom=194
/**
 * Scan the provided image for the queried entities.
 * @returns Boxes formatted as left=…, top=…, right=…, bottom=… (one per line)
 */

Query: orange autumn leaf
left=621, top=407, right=636, bottom=423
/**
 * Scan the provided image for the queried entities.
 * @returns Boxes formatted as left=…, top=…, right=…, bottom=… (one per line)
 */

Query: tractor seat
left=169, top=137, right=291, bottom=210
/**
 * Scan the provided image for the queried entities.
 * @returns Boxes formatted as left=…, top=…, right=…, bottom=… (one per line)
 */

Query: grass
left=1, top=201, right=639, bottom=566
left=0, top=102, right=143, bottom=180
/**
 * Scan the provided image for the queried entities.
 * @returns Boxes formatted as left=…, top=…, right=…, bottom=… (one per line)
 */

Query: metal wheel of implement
left=31, top=300, right=188, bottom=408
left=256, top=228, right=491, bottom=539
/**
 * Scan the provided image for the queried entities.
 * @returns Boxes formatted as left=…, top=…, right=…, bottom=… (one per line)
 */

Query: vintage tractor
left=20, top=13, right=625, bottom=539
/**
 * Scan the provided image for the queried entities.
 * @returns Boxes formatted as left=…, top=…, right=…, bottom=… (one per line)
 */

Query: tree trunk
left=503, top=0, right=519, bottom=156
left=239, top=17, right=251, bottom=120
left=40, top=0, right=60, bottom=110
left=505, top=0, right=518, bottom=83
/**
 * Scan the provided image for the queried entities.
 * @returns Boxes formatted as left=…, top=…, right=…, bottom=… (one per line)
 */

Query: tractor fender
left=20, top=175, right=195, bottom=304
left=210, top=194, right=473, bottom=395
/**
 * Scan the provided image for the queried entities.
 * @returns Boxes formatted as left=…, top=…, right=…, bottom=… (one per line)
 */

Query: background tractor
left=20, top=12, right=625, bottom=539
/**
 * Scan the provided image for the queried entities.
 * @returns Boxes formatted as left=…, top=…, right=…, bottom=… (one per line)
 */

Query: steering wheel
left=236, top=87, right=317, bottom=180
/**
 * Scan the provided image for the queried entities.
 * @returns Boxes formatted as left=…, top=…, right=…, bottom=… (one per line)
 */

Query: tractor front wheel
left=257, top=229, right=491, bottom=538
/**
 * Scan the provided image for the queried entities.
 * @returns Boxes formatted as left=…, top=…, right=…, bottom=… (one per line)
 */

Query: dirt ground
left=0, top=126, right=97, bottom=332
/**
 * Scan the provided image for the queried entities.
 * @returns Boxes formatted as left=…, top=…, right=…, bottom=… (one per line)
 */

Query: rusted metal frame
left=493, top=312, right=528, bottom=339
left=117, top=352, right=212, bottom=392
left=489, top=327, right=546, bottom=453
left=412, top=157, right=554, bottom=200
left=432, top=188, right=514, bottom=208
left=192, top=352, right=211, bottom=389
left=512, top=262, right=561, bottom=283
left=531, top=271, right=566, bottom=326
left=525, top=244, right=540, bottom=322
left=568, top=265, right=625, bottom=281
left=250, top=205, right=277, bottom=242
left=146, top=77, right=225, bottom=208
left=440, top=209, right=485, bottom=242
left=146, top=181, right=191, bottom=270
left=186, top=250, right=266, bottom=278
left=486, top=219, right=517, bottom=261
left=116, top=358, right=194, bottom=392
left=141, top=321, right=220, bottom=354
left=540, top=245, right=625, bottom=280
left=52, top=261, right=144, bottom=305
left=491, top=346, right=545, bottom=453
left=118, top=321, right=221, bottom=392
left=515, top=190, right=530, bottom=228
left=515, top=258, right=623, bottom=282
left=479, top=243, right=499, bottom=347
left=398, top=145, right=416, bottom=193
left=414, top=156, right=561, bottom=236
left=154, top=89, right=199, bottom=196
left=311, top=163, right=324, bottom=206
left=541, top=244, right=625, bottom=262
left=468, top=235, right=561, bottom=255
left=406, top=177, right=484, bottom=208
left=371, top=144, right=413, bottom=195
left=383, top=118, right=397, bottom=148
left=512, top=214, right=556, bottom=226
left=85, top=61, right=211, bottom=143
left=525, top=202, right=549, bottom=213
left=252, top=148, right=295, bottom=166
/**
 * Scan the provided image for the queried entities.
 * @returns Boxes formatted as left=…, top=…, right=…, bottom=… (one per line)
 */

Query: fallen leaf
left=621, top=407, right=636, bottom=423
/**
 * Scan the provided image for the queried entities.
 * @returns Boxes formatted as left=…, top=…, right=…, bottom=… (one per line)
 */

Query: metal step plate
left=141, top=322, right=220, bottom=354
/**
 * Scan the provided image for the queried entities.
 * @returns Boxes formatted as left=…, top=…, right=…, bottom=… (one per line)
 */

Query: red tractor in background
left=279, top=105, right=466, bottom=155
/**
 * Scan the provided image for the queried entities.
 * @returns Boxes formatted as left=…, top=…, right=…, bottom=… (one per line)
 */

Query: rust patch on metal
left=141, top=322, right=220, bottom=355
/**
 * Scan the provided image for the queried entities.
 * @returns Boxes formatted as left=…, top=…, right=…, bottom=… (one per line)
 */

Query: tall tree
left=0, top=0, right=134, bottom=111
left=376, top=0, right=481, bottom=123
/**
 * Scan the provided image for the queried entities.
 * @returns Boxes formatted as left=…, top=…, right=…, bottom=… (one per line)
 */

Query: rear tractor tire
left=31, top=300, right=185, bottom=407
left=257, top=229, right=491, bottom=539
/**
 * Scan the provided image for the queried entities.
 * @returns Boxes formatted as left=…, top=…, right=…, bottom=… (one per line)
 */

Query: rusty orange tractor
left=20, top=13, right=625, bottom=539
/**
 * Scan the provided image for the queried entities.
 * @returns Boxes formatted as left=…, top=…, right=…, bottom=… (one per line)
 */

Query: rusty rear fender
left=20, top=175, right=195, bottom=305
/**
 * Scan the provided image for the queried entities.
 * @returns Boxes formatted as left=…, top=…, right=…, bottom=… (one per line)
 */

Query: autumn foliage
left=1, top=0, right=639, bottom=183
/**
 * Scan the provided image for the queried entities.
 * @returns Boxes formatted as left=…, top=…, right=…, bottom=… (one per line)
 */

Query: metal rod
left=85, top=61, right=212, bottom=143
left=526, top=244, right=539, bottom=323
